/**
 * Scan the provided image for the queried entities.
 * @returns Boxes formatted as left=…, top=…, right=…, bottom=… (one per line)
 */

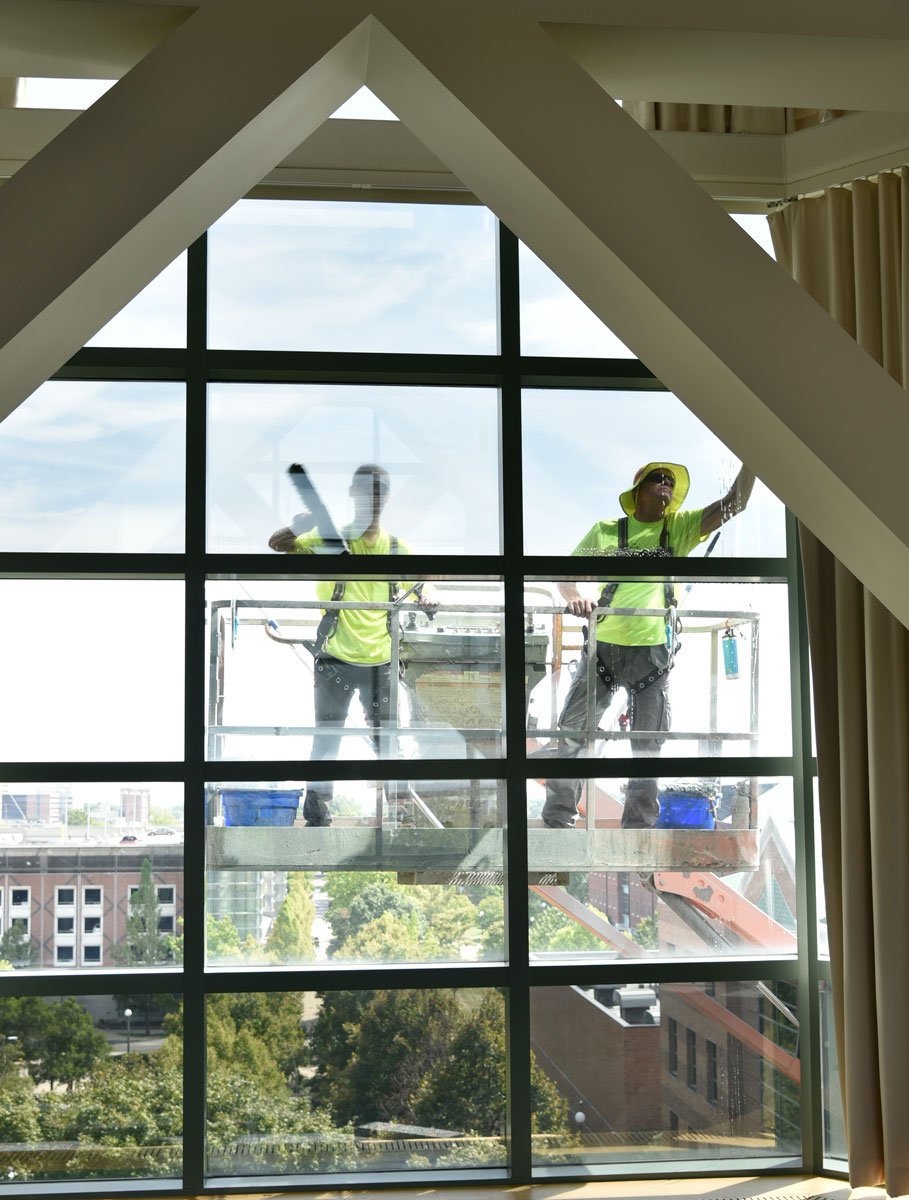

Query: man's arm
left=700, top=465, right=756, bottom=537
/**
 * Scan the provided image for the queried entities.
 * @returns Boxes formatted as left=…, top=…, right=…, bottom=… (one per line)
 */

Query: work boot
left=621, top=779, right=659, bottom=828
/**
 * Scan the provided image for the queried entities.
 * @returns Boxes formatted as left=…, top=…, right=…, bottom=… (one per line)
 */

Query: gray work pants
left=541, top=640, right=671, bottom=828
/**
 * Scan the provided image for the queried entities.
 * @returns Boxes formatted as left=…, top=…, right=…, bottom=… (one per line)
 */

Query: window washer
left=269, top=463, right=435, bottom=827
left=542, top=460, right=755, bottom=830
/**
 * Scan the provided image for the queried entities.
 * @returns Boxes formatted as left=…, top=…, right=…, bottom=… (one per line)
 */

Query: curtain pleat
left=769, top=169, right=909, bottom=1198
left=625, top=102, right=847, bottom=135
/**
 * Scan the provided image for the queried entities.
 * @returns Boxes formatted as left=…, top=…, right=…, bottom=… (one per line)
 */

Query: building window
left=667, top=1016, right=678, bottom=1075
left=83, top=887, right=102, bottom=907
left=56, top=887, right=75, bottom=906
left=84, top=916, right=101, bottom=934
left=57, top=916, right=74, bottom=934
left=55, top=945, right=74, bottom=963
left=157, top=915, right=174, bottom=934
left=11, top=888, right=29, bottom=907
left=83, top=945, right=102, bottom=964
left=687, top=1028, right=698, bottom=1090
left=707, top=1039, right=718, bottom=1105
left=157, top=886, right=175, bottom=905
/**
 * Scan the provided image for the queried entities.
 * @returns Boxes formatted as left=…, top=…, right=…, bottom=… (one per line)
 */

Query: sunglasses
left=641, top=471, right=675, bottom=487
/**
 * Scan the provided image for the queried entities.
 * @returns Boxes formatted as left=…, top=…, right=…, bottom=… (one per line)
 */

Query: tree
left=416, top=993, right=567, bottom=1136
left=265, top=873, right=315, bottom=962
left=332, top=989, right=462, bottom=1127
left=631, top=915, right=659, bottom=950
left=206, top=992, right=309, bottom=1082
left=0, top=925, right=38, bottom=968
left=327, top=877, right=418, bottom=953
left=113, top=858, right=180, bottom=970
left=13, top=997, right=108, bottom=1090
left=206, top=913, right=242, bottom=962
left=334, top=910, right=425, bottom=963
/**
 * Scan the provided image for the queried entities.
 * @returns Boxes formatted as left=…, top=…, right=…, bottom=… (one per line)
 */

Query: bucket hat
left=619, top=461, right=690, bottom=516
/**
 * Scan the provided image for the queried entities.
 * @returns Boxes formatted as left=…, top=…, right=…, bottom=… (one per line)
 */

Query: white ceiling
left=4, top=0, right=909, bottom=202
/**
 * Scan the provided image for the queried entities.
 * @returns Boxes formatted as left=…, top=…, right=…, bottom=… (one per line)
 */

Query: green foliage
left=327, top=877, right=419, bottom=952
left=475, top=893, right=506, bottom=959
left=5, top=997, right=108, bottom=1089
left=66, top=806, right=88, bottom=825
left=265, top=873, right=315, bottom=962
left=0, top=925, right=38, bottom=967
left=326, top=873, right=481, bottom=962
left=335, top=989, right=462, bottom=1127
left=308, top=989, right=374, bottom=1110
left=39, top=1052, right=182, bottom=1145
left=631, top=915, right=659, bottom=949
left=206, top=992, right=309, bottom=1082
left=112, top=858, right=179, bottom=969
left=547, top=922, right=609, bottom=952
left=415, top=992, right=567, bottom=1136
left=206, top=913, right=243, bottom=961
left=334, top=910, right=425, bottom=962
left=0, top=1076, right=41, bottom=1142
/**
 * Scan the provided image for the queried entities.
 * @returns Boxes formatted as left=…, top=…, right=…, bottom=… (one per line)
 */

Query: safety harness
left=590, top=517, right=680, bottom=695
left=315, top=535, right=399, bottom=657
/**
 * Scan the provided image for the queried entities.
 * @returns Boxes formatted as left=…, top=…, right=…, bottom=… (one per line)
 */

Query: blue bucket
left=220, top=789, right=301, bottom=827
left=655, top=788, right=716, bottom=830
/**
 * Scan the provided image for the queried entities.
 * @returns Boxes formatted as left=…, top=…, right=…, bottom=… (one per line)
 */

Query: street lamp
left=124, top=1008, right=132, bottom=1054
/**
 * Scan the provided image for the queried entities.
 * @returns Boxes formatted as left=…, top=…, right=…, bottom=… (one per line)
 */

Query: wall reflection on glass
left=205, top=989, right=510, bottom=1177
left=531, top=981, right=800, bottom=1165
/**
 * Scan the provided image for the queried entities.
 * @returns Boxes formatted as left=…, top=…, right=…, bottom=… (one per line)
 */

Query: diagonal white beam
left=2, top=0, right=909, bottom=628
left=0, top=0, right=371, bottom=422
left=364, top=0, right=909, bottom=625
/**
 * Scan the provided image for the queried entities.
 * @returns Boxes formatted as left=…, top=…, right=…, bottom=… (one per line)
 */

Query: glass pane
left=208, top=199, right=497, bottom=353
left=0, top=993, right=182, bottom=1183
left=527, top=581, right=791, bottom=759
left=205, top=988, right=507, bottom=1177
left=86, top=252, right=187, bottom=348
left=519, top=242, right=635, bottom=358
left=526, top=777, right=796, bottom=959
left=531, top=980, right=800, bottom=1165
left=205, top=580, right=506, bottom=762
left=522, top=388, right=786, bottom=556
left=207, top=384, right=500, bottom=554
left=0, top=381, right=185, bottom=553
left=0, top=782, right=183, bottom=970
left=206, top=780, right=506, bottom=966
left=0, top=580, right=184, bottom=762
left=820, top=979, right=846, bottom=1161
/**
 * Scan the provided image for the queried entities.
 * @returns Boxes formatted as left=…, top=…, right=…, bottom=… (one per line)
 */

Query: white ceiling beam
left=364, top=0, right=909, bottom=625
left=547, top=26, right=909, bottom=113
left=531, top=1, right=909, bottom=39
left=0, top=0, right=372, bottom=420
left=2, top=0, right=909, bottom=624
left=0, top=0, right=189, bottom=78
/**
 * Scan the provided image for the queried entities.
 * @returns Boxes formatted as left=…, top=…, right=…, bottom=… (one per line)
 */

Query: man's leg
left=541, top=644, right=618, bottom=828
left=621, top=645, right=672, bottom=829
left=362, top=662, right=407, bottom=820
left=304, top=657, right=355, bottom=826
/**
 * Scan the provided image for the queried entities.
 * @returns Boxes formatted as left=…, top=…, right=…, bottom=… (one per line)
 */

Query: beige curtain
left=769, top=172, right=909, bottom=1199
left=625, top=102, right=848, bottom=134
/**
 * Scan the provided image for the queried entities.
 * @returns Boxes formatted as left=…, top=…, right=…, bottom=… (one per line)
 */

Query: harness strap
left=597, top=518, right=676, bottom=613
left=317, top=534, right=400, bottom=654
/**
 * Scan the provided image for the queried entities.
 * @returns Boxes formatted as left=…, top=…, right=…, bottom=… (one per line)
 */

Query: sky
left=1, top=89, right=797, bottom=870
